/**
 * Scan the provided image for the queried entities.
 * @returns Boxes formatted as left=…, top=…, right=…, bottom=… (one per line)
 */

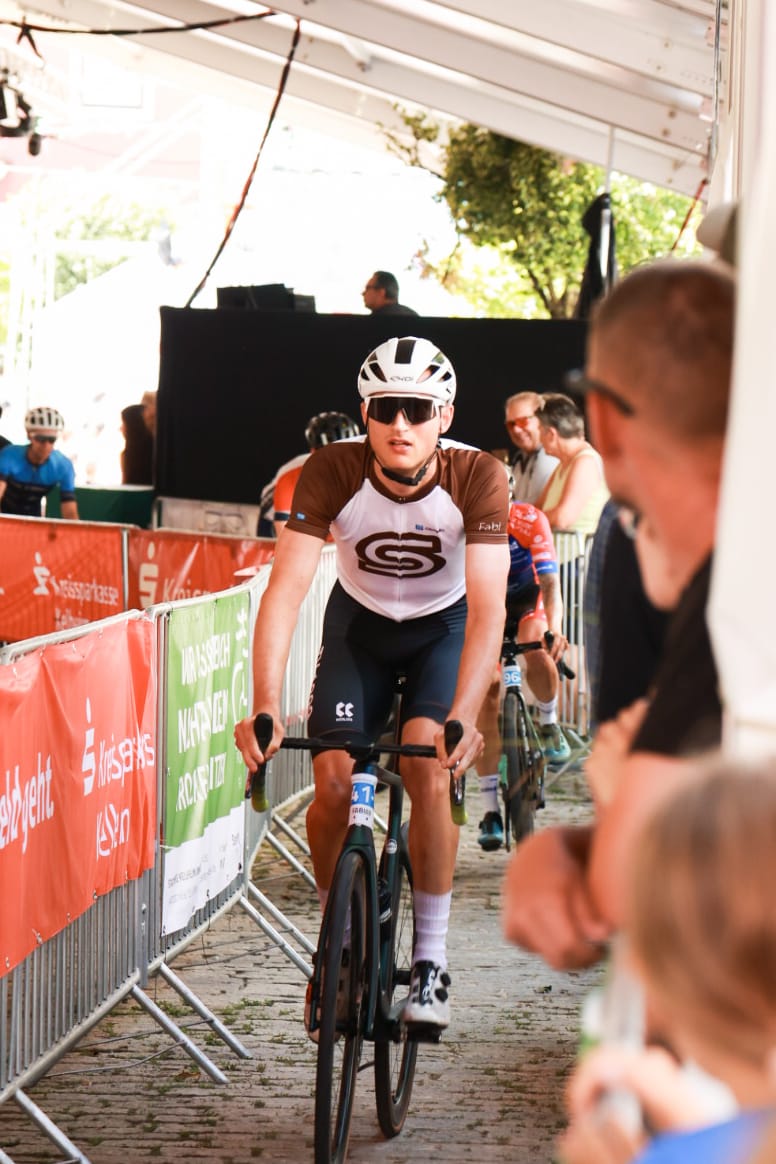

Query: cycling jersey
left=286, top=437, right=507, bottom=622
left=0, top=444, right=76, bottom=517
left=506, top=502, right=558, bottom=593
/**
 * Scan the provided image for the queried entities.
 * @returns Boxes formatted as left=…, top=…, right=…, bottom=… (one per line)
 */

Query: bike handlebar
left=249, top=714, right=468, bottom=825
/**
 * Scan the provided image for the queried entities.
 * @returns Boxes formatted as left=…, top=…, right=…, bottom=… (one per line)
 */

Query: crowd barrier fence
left=0, top=519, right=594, bottom=1162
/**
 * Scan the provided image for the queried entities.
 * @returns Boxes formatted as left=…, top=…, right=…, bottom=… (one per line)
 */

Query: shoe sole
left=477, top=836, right=503, bottom=851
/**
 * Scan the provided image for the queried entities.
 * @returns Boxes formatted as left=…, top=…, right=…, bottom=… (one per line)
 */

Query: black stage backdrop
left=156, top=308, right=587, bottom=505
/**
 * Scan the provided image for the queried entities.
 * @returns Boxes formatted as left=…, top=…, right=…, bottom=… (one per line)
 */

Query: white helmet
left=357, top=337, right=456, bottom=405
left=25, top=405, right=65, bottom=437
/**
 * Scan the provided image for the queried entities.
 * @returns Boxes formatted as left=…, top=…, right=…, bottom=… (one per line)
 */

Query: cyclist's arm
left=233, top=527, right=324, bottom=771
left=440, top=540, right=510, bottom=771
left=538, top=572, right=564, bottom=639
left=61, top=499, right=79, bottom=520
left=0, top=480, right=6, bottom=503
left=543, top=456, right=602, bottom=530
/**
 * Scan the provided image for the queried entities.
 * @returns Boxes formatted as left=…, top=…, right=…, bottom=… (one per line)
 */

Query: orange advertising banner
left=127, top=529, right=275, bottom=609
left=0, top=516, right=125, bottom=643
left=0, top=617, right=157, bottom=972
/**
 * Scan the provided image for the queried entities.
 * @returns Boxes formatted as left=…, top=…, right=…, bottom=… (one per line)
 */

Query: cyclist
left=256, top=411, right=361, bottom=537
left=0, top=406, right=79, bottom=519
left=235, top=335, right=509, bottom=1032
left=476, top=496, right=570, bottom=850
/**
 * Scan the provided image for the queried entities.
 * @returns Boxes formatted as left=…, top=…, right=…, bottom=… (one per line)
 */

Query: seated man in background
left=362, top=270, right=419, bottom=316
left=0, top=406, right=79, bottom=519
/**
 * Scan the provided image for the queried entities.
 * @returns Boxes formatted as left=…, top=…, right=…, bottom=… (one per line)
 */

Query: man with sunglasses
left=0, top=406, right=79, bottom=519
left=235, top=335, right=509, bottom=1033
left=501, top=260, right=733, bottom=971
left=504, top=391, right=559, bottom=504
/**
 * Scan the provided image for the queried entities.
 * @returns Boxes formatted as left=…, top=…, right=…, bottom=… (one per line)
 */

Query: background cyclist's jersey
left=0, top=444, right=76, bottom=517
left=285, top=437, right=507, bottom=621
left=507, top=502, right=557, bottom=595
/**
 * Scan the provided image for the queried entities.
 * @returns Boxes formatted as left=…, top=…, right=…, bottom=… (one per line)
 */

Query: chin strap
left=374, top=441, right=440, bottom=488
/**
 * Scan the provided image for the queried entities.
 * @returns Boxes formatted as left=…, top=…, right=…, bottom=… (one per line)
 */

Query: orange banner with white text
left=0, top=516, right=124, bottom=642
left=0, top=617, right=157, bottom=972
left=127, top=529, right=275, bottom=609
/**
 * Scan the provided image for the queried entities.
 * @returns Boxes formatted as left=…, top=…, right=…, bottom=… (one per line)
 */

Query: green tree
left=388, top=118, right=702, bottom=318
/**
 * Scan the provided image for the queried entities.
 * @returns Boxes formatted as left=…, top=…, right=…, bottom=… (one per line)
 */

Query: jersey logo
left=355, top=532, right=445, bottom=578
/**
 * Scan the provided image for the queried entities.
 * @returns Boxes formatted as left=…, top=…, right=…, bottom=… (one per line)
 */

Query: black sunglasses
left=564, top=369, right=636, bottom=417
left=367, top=397, right=439, bottom=425
left=31, top=435, right=57, bottom=444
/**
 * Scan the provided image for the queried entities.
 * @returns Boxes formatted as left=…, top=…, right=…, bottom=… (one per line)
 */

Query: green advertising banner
left=162, top=590, right=251, bottom=934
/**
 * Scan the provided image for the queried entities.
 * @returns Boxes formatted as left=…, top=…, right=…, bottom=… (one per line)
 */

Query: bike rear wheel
left=374, top=828, right=418, bottom=1137
left=502, top=690, right=538, bottom=846
left=314, top=851, right=368, bottom=1164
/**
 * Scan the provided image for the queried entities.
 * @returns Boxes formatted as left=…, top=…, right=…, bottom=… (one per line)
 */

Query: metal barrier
left=0, top=551, right=337, bottom=1162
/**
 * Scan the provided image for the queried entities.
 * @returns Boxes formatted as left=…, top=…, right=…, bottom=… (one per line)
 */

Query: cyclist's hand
left=434, top=718, right=483, bottom=772
left=501, top=827, right=609, bottom=969
left=586, top=699, right=649, bottom=810
left=543, top=628, right=568, bottom=662
left=233, top=711, right=284, bottom=773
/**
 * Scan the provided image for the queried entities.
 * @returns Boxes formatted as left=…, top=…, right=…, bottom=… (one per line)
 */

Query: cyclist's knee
left=312, top=753, right=353, bottom=813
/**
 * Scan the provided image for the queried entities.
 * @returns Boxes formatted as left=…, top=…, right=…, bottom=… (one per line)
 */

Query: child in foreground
left=557, top=754, right=776, bottom=1164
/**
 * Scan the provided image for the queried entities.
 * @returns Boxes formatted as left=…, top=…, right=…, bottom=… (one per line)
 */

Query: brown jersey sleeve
left=442, top=449, right=509, bottom=544
left=285, top=440, right=370, bottom=540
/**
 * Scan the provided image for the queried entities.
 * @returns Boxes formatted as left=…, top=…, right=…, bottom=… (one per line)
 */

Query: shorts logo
left=355, top=532, right=444, bottom=578
left=336, top=701, right=354, bottom=721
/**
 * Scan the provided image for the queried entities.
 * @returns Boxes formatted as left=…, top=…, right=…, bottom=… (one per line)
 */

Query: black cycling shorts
left=307, top=582, right=467, bottom=748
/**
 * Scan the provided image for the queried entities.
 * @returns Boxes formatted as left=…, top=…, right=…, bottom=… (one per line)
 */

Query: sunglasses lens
left=368, top=397, right=436, bottom=425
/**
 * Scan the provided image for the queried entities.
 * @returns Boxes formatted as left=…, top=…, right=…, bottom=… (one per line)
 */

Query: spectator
left=558, top=755, right=776, bottom=1164
left=120, top=402, right=154, bottom=485
left=535, top=393, right=609, bottom=536
left=257, top=411, right=361, bottom=537
left=141, top=391, right=157, bottom=438
left=504, top=391, right=559, bottom=504
left=0, top=406, right=79, bottom=519
left=583, top=501, right=669, bottom=735
left=362, top=270, right=419, bottom=316
left=502, top=259, right=734, bottom=969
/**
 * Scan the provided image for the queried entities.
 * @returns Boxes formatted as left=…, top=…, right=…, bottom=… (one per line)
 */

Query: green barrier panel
left=161, top=589, right=251, bottom=935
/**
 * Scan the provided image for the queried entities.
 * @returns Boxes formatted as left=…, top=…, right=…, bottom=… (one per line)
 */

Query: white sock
left=478, top=773, right=500, bottom=813
left=536, top=697, right=558, bottom=726
left=412, top=889, right=451, bottom=969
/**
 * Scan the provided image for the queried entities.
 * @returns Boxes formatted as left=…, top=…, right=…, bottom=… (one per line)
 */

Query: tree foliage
left=387, top=117, right=702, bottom=318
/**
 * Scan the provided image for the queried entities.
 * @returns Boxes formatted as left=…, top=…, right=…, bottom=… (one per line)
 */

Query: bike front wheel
left=314, top=850, right=368, bottom=1164
left=374, top=828, right=418, bottom=1137
left=502, top=690, right=538, bottom=846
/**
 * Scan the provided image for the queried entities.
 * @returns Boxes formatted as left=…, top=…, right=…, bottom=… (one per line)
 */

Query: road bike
left=249, top=703, right=462, bottom=1163
left=499, top=630, right=574, bottom=849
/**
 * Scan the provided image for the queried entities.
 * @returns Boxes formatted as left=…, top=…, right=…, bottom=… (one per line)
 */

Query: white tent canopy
left=5, top=0, right=724, bottom=195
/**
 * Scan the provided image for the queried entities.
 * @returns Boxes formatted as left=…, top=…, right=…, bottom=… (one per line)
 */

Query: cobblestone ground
left=1, top=766, right=600, bottom=1164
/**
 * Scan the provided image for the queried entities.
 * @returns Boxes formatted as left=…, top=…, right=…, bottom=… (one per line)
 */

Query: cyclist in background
left=476, top=497, right=570, bottom=850
left=257, top=411, right=361, bottom=537
left=235, top=336, right=509, bottom=1033
left=0, top=406, right=79, bottom=519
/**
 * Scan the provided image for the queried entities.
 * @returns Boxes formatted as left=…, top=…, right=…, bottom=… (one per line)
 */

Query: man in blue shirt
left=0, top=406, right=79, bottom=519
